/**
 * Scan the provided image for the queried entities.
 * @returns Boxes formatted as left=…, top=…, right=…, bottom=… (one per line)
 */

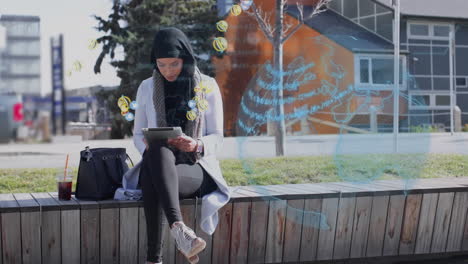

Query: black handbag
left=75, top=146, right=133, bottom=200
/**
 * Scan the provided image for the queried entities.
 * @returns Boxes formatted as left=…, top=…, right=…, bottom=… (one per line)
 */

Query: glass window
left=344, top=0, right=358, bottom=19
left=456, top=77, right=467, bottom=86
left=410, top=24, right=429, bottom=36
left=376, top=3, right=390, bottom=14
left=432, top=46, right=450, bottom=75
left=372, top=59, right=393, bottom=84
left=455, top=24, right=468, bottom=45
left=435, top=95, right=450, bottom=106
left=329, top=0, right=342, bottom=14
left=3, top=21, right=40, bottom=37
left=433, top=77, right=450, bottom=90
left=377, top=14, right=393, bottom=41
left=360, top=59, right=369, bottom=83
left=409, top=46, right=431, bottom=75
left=360, top=17, right=375, bottom=31
left=434, top=25, right=450, bottom=37
left=413, top=77, right=432, bottom=90
left=7, top=40, right=40, bottom=56
left=10, top=60, right=40, bottom=75
left=456, top=48, right=468, bottom=75
left=371, top=58, right=403, bottom=84
left=359, top=0, right=375, bottom=17
left=411, top=95, right=430, bottom=106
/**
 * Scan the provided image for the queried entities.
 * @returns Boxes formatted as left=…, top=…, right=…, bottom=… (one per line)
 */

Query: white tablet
left=142, top=127, right=183, bottom=142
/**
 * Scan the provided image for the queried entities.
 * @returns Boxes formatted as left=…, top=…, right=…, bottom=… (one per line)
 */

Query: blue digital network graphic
left=234, top=36, right=431, bottom=229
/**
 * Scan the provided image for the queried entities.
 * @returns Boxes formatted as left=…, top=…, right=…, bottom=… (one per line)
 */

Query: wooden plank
left=48, top=192, right=80, bottom=264
left=120, top=207, right=139, bottom=264
left=0, top=210, right=2, bottom=264
left=282, top=199, right=305, bottom=263
left=138, top=207, right=147, bottom=264
left=241, top=186, right=284, bottom=197
left=299, top=198, right=322, bottom=262
left=31, top=192, right=61, bottom=264
left=1, top=212, right=21, bottom=264
left=463, top=208, right=468, bottom=251
left=333, top=197, right=356, bottom=259
left=287, top=183, right=338, bottom=194
left=212, top=203, right=233, bottom=264
left=100, top=208, right=119, bottom=264
left=0, top=193, right=20, bottom=213
left=305, top=183, right=344, bottom=195
left=21, top=213, right=41, bottom=263
left=417, top=178, right=468, bottom=191
left=414, top=193, right=439, bottom=254
left=230, top=202, right=251, bottom=264
left=234, top=188, right=267, bottom=199
left=446, top=192, right=468, bottom=252
left=372, top=181, right=408, bottom=193
left=0, top=209, right=2, bottom=264
left=272, top=184, right=320, bottom=195
left=31, top=192, right=61, bottom=211
left=247, top=200, right=269, bottom=264
left=366, top=195, right=390, bottom=257
left=81, top=208, right=100, bottom=264
left=163, top=217, right=176, bottom=264
left=229, top=186, right=247, bottom=196
left=13, top=193, right=40, bottom=211
left=49, top=192, right=80, bottom=210
left=265, top=199, right=287, bottom=263
left=431, top=192, right=455, bottom=253
left=194, top=202, right=212, bottom=264
left=326, top=183, right=372, bottom=197
left=13, top=193, right=41, bottom=264
left=316, top=197, right=339, bottom=260
left=176, top=204, right=195, bottom=264
left=350, top=196, right=372, bottom=258
left=333, top=181, right=395, bottom=193
left=254, top=185, right=290, bottom=196
left=382, top=195, right=406, bottom=256
left=61, top=209, right=80, bottom=264
left=399, top=194, right=423, bottom=255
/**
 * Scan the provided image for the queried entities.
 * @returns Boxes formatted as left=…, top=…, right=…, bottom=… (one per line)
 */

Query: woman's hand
left=168, top=135, right=197, bottom=152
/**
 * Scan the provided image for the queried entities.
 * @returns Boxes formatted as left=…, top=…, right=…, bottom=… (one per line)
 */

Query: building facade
left=0, top=15, right=41, bottom=95
left=215, top=0, right=468, bottom=135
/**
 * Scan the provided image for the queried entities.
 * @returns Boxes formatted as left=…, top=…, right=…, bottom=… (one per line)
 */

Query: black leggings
left=139, top=140, right=217, bottom=263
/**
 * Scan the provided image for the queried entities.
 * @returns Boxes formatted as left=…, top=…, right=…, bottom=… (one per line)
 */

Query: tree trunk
left=273, top=0, right=286, bottom=156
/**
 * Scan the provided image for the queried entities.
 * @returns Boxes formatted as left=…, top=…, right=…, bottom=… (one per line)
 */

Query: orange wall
left=213, top=0, right=356, bottom=136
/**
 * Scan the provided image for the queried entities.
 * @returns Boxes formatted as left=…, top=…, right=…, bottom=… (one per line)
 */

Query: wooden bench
left=2, top=178, right=468, bottom=264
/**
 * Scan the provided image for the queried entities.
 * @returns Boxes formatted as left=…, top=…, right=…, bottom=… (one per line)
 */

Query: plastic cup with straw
left=57, top=154, right=72, bottom=200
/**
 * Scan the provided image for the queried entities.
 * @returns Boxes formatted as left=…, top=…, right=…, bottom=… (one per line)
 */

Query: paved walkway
left=0, top=133, right=467, bottom=168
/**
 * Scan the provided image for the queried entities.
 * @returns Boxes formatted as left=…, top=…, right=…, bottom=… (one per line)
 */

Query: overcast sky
left=1, top=0, right=123, bottom=95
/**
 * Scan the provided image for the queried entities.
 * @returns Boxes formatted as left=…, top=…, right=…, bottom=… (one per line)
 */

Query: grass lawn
left=1, top=154, right=467, bottom=194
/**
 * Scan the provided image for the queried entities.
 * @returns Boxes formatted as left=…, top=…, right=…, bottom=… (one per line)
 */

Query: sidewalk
left=0, top=133, right=468, bottom=169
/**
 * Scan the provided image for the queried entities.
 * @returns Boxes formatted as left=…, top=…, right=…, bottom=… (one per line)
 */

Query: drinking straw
left=64, top=154, right=69, bottom=181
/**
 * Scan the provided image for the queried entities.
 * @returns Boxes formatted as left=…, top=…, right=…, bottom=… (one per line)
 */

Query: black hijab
left=150, top=28, right=197, bottom=129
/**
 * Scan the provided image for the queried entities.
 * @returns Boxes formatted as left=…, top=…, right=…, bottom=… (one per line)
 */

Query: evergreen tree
left=93, top=0, right=220, bottom=138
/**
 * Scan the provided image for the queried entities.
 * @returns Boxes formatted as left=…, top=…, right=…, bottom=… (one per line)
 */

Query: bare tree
left=246, top=0, right=330, bottom=156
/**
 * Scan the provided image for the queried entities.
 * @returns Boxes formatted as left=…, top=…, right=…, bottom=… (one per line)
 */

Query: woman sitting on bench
left=132, top=28, right=230, bottom=264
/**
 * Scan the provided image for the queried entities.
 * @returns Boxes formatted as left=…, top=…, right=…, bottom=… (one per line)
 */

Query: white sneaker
left=170, top=222, right=206, bottom=259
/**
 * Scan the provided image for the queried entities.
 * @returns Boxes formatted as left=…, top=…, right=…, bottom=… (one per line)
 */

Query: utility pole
left=392, top=0, right=400, bottom=153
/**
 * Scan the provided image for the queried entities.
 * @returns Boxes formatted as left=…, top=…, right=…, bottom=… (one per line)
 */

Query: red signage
left=13, top=103, right=23, bottom=122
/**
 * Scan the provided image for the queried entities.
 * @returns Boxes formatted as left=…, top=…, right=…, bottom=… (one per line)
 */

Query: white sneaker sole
left=181, top=238, right=206, bottom=259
